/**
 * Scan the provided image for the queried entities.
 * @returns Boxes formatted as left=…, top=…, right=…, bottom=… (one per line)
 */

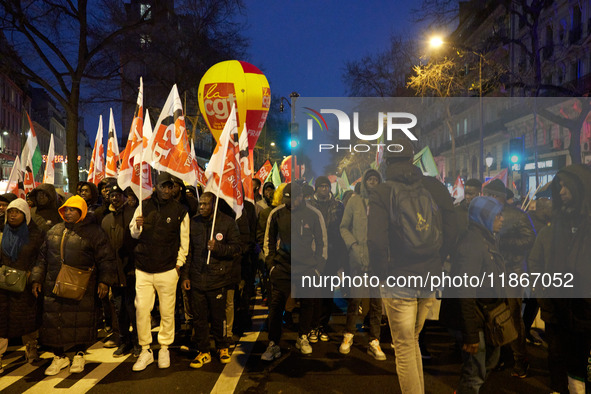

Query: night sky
left=83, top=0, right=427, bottom=144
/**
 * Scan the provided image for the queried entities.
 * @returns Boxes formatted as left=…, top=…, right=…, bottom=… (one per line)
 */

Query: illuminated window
left=140, top=4, right=152, bottom=20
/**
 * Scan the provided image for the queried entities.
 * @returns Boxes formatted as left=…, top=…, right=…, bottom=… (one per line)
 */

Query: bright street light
left=429, top=36, right=444, bottom=49
left=270, top=142, right=276, bottom=147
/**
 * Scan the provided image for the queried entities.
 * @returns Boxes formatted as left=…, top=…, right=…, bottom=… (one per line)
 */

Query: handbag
left=0, top=265, right=27, bottom=293
left=481, top=299, right=518, bottom=347
left=52, top=229, right=93, bottom=301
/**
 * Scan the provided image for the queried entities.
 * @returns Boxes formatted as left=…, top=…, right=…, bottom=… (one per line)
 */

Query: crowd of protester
left=0, top=141, right=589, bottom=394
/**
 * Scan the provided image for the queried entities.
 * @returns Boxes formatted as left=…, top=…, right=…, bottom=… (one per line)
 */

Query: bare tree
left=342, top=36, right=419, bottom=97
left=0, top=0, right=157, bottom=190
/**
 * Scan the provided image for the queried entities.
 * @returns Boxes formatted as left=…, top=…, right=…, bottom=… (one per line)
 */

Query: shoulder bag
left=0, top=265, right=27, bottom=293
left=481, top=299, right=518, bottom=347
left=52, top=229, right=93, bottom=301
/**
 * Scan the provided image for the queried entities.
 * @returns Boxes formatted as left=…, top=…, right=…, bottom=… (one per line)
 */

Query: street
left=0, top=299, right=554, bottom=394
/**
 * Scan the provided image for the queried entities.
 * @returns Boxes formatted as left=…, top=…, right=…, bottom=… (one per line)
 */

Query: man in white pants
left=129, top=172, right=189, bottom=371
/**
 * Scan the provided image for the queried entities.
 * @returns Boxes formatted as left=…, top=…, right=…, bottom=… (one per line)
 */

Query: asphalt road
left=0, top=299, right=554, bottom=394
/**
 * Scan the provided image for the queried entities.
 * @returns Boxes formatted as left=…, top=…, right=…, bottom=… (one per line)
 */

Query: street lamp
left=429, top=36, right=485, bottom=182
left=485, top=152, right=493, bottom=177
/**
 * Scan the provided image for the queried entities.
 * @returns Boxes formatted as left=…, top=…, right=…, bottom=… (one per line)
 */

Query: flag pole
left=207, top=119, right=232, bottom=266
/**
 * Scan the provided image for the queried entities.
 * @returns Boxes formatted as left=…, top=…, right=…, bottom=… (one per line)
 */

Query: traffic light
left=509, top=137, right=524, bottom=164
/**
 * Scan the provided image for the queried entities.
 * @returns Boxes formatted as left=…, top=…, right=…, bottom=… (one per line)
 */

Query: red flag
left=482, top=168, right=508, bottom=189
left=451, top=175, right=464, bottom=204
left=255, top=160, right=272, bottom=182
left=280, top=155, right=292, bottom=183
left=190, top=139, right=208, bottom=187
left=144, top=84, right=196, bottom=186
left=105, top=108, right=120, bottom=177
left=88, top=116, right=105, bottom=185
left=238, top=124, right=254, bottom=203
left=120, top=78, right=153, bottom=200
left=5, top=156, right=25, bottom=199
left=205, top=104, right=243, bottom=219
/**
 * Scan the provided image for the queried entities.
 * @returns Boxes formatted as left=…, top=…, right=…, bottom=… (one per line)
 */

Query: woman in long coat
left=31, top=195, right=116, bottom=376
left=0, top=199, right=45, bottom=373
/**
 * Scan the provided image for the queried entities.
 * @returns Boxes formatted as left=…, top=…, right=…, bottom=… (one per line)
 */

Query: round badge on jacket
left=216, top=233, right=223, bottom=241
left=166, top=217, right=171, bottom=223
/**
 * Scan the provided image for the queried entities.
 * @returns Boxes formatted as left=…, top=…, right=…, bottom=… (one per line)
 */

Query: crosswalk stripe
left=0, top=352, right=54, bottom=392
left=211, top=298, right=265, bottom=394
left=1, top=346, right=25, bottom=370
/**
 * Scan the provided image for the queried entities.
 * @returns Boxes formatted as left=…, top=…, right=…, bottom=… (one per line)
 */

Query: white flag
left=43, top=134, right=55, bottom=184
left=106, top=108, right=120, bottom=177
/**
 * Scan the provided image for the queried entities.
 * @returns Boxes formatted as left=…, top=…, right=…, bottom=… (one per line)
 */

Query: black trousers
left=546, top=322, right=569, bottom=394
left=191, top=286, right=227, bottom=353
left=112, top=276, right=138, bottom=346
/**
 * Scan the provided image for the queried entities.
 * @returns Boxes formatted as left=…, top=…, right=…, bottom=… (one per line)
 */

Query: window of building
left=464, top=118, right=468, bottom=135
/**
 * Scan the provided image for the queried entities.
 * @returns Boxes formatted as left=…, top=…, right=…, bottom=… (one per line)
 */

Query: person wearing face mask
left=30, top=196, right=116, bottom=376
left=0, top=199, right=45, bottom=374
left=339, top=169, right=386, bottom=360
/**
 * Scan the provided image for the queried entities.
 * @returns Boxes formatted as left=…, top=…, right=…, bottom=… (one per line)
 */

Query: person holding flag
left=129, top=172, right=189, bottom=372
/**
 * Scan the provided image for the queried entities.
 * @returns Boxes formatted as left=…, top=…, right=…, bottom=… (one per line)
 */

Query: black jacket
left=368, top=162, right=457, bottom=279
left=30, top=216, right=117, bottom=348
left=439, top=222, right=506, bottom=344
left=30, top=183, right=63, bottom=232
left=498, top=203, right=535, bottom=273
left=0, top=220, right=45, bottom=338
left=101, top=203, right=137, bottom=286
left=132, top=195, right=188, bottom=274
left=183, top=211, right=241, bottom=291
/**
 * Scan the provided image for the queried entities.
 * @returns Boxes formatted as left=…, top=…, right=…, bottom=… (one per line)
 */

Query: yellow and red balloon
left=198, top=60, right=271, bottom=150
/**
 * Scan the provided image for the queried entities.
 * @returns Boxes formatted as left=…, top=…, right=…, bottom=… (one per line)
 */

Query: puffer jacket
left=30, top=183, right=63, bottom=232
left=101, top=203, right=137, bottom=287
left=30, top=199, right=117, bottom=348
left=182, top=211, right=241, bottom=292
left=340, top=169, right=381, bottom=273
left=0, top=220, right=45, bottom=338
left=498, top=203, right=535, bottom=273
left=440, top=197, right=506, bottom=345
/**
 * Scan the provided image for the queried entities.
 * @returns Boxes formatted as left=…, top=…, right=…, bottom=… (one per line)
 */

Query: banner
left=105, top=108, right=120, bottom=177
left=280, top=155, right=292, bottom=183
left=205, top=104, right=243, bottom=219
left=87, top=116, right=105, bottom=185
left=119, top=78, right=153, bottom=200
left=43, top=134, right=55, bottom=184
left=144, top=84, right=196, bottom=186
left=255, top=160, right=272, bottom=182
left=238, top=124, right=254, bottom=203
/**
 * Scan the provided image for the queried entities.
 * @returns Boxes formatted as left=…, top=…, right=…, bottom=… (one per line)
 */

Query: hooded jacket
left=30, top=195, right=117, bottom=347
left=440, top=196, right=506, bottom=344
left=529, top=165, right=591, bottom=330
left=101, top=201, right=137, bottom=287
left=368, top=162, right=457, bottom=279
left=340, top=169, right=381, bottom=273
left=0, top=199, right=45, bottom=338
left=30, top=183, right=63, bottom=232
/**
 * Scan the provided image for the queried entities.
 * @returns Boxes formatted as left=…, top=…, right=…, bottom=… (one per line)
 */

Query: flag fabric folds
left=413, top=146, right=439, bottom=178
left=21, top=112, right=43, bottom=177
left=265, top=162, right=281, bottom=188
left=43, top=134, right=55, bottom=184
left=205, top=104, right=243, bottom=219
left=87, top=116, right=105, bottom=185
left=238, top=125, right=254, bottom=203
left=280, top=155, right=292, bottom=183
left=106, top=108, right=120, bottom=177
left=451, top=175, right=464, bottom=204
left=119, top=78, right=153, bottom=200
left=255, top=160, right=272, bottom=182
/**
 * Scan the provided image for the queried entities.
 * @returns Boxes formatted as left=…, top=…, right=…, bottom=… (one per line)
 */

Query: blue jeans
left=455, top=330, right=500, bottom=394
left=380, top=287, right=435, bottom=394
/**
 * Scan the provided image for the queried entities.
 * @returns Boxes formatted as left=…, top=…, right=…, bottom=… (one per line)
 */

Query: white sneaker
left=261, top=341, right=281, bottom=361
left=45, top=356, right=70, bottom=375
left=296, top=335, right=312, bottom=354
left=158, top=348, right=170, bottom=369
left=70, top=352, right=85, bottom=373
left=132, top=349, right=154, bottom=371
left=339, top=333, right=354, bottom=354
left=368, top=339, right=386, bottom=361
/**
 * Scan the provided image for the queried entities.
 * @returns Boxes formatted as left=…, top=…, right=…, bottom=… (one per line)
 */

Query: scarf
left=2, top=222, right=29, bottom=262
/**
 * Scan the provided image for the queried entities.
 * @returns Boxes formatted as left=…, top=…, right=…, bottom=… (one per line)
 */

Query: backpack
left=388, top=180, right=443, bottom=258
